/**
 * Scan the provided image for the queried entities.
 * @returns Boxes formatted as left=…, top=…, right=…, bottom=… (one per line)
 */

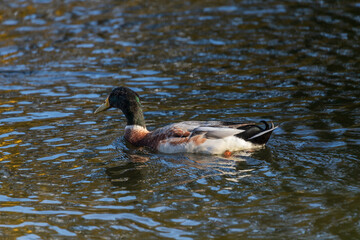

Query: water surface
left=0, top=0, right=359, bottom=239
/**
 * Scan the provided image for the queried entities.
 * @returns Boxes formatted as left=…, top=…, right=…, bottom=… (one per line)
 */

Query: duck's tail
left=236, top=121, right=277, bottom=145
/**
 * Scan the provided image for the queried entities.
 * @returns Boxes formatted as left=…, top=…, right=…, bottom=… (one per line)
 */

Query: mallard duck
left=94, top=87, right=277, bottom=155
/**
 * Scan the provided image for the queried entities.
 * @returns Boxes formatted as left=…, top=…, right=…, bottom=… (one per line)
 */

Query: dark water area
left=1, top=0, right=360, bottom=239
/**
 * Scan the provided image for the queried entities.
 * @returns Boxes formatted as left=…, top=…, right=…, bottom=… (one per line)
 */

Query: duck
left=94, top=87, right=277, bottom=156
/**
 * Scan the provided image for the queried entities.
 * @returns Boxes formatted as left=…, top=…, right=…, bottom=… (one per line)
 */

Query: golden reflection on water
left=0, top=98, right=20, bottom=168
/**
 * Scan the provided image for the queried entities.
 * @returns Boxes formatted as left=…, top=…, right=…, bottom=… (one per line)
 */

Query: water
left=1, top=0, right=359, bottom=239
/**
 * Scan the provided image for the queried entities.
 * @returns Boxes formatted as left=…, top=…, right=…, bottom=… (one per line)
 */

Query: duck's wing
left=188, top=120, right=278, bottom=145
left=150, top=120, right=277, bottom=145
left=150, top=121, right=224, bottom=138
left=189, top=126, right=245, bottom=139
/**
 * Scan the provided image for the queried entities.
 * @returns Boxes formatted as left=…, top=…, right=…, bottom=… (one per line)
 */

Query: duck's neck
left=122, top=102, right=146, bottom=129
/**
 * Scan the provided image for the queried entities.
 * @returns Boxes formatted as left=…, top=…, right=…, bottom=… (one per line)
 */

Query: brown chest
left=124, top=127, right=149, bottom=146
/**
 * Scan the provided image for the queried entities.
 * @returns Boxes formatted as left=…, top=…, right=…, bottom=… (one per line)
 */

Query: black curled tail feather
left=235, top=121, right=276, bottom=145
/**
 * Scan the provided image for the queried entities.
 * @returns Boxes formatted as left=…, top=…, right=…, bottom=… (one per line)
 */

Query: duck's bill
left=94, top=97, right=110, bottom=114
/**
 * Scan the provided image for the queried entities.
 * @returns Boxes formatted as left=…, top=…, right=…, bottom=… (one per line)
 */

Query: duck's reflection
left=105, top=161, right=146, bottom=189
left=107, top=136, right=274, bottom=189
left=105, top=149, right=269, bottom=190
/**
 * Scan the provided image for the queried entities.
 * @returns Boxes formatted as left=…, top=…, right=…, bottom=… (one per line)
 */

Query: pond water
left=1, top=0, right=359, bottom=239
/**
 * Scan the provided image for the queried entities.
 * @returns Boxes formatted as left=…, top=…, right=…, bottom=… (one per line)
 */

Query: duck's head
left=94, top=87, right=145, bottom=127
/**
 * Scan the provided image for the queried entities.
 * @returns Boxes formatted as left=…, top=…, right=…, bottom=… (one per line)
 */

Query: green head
left=94, top=87, right=146, bottom=127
